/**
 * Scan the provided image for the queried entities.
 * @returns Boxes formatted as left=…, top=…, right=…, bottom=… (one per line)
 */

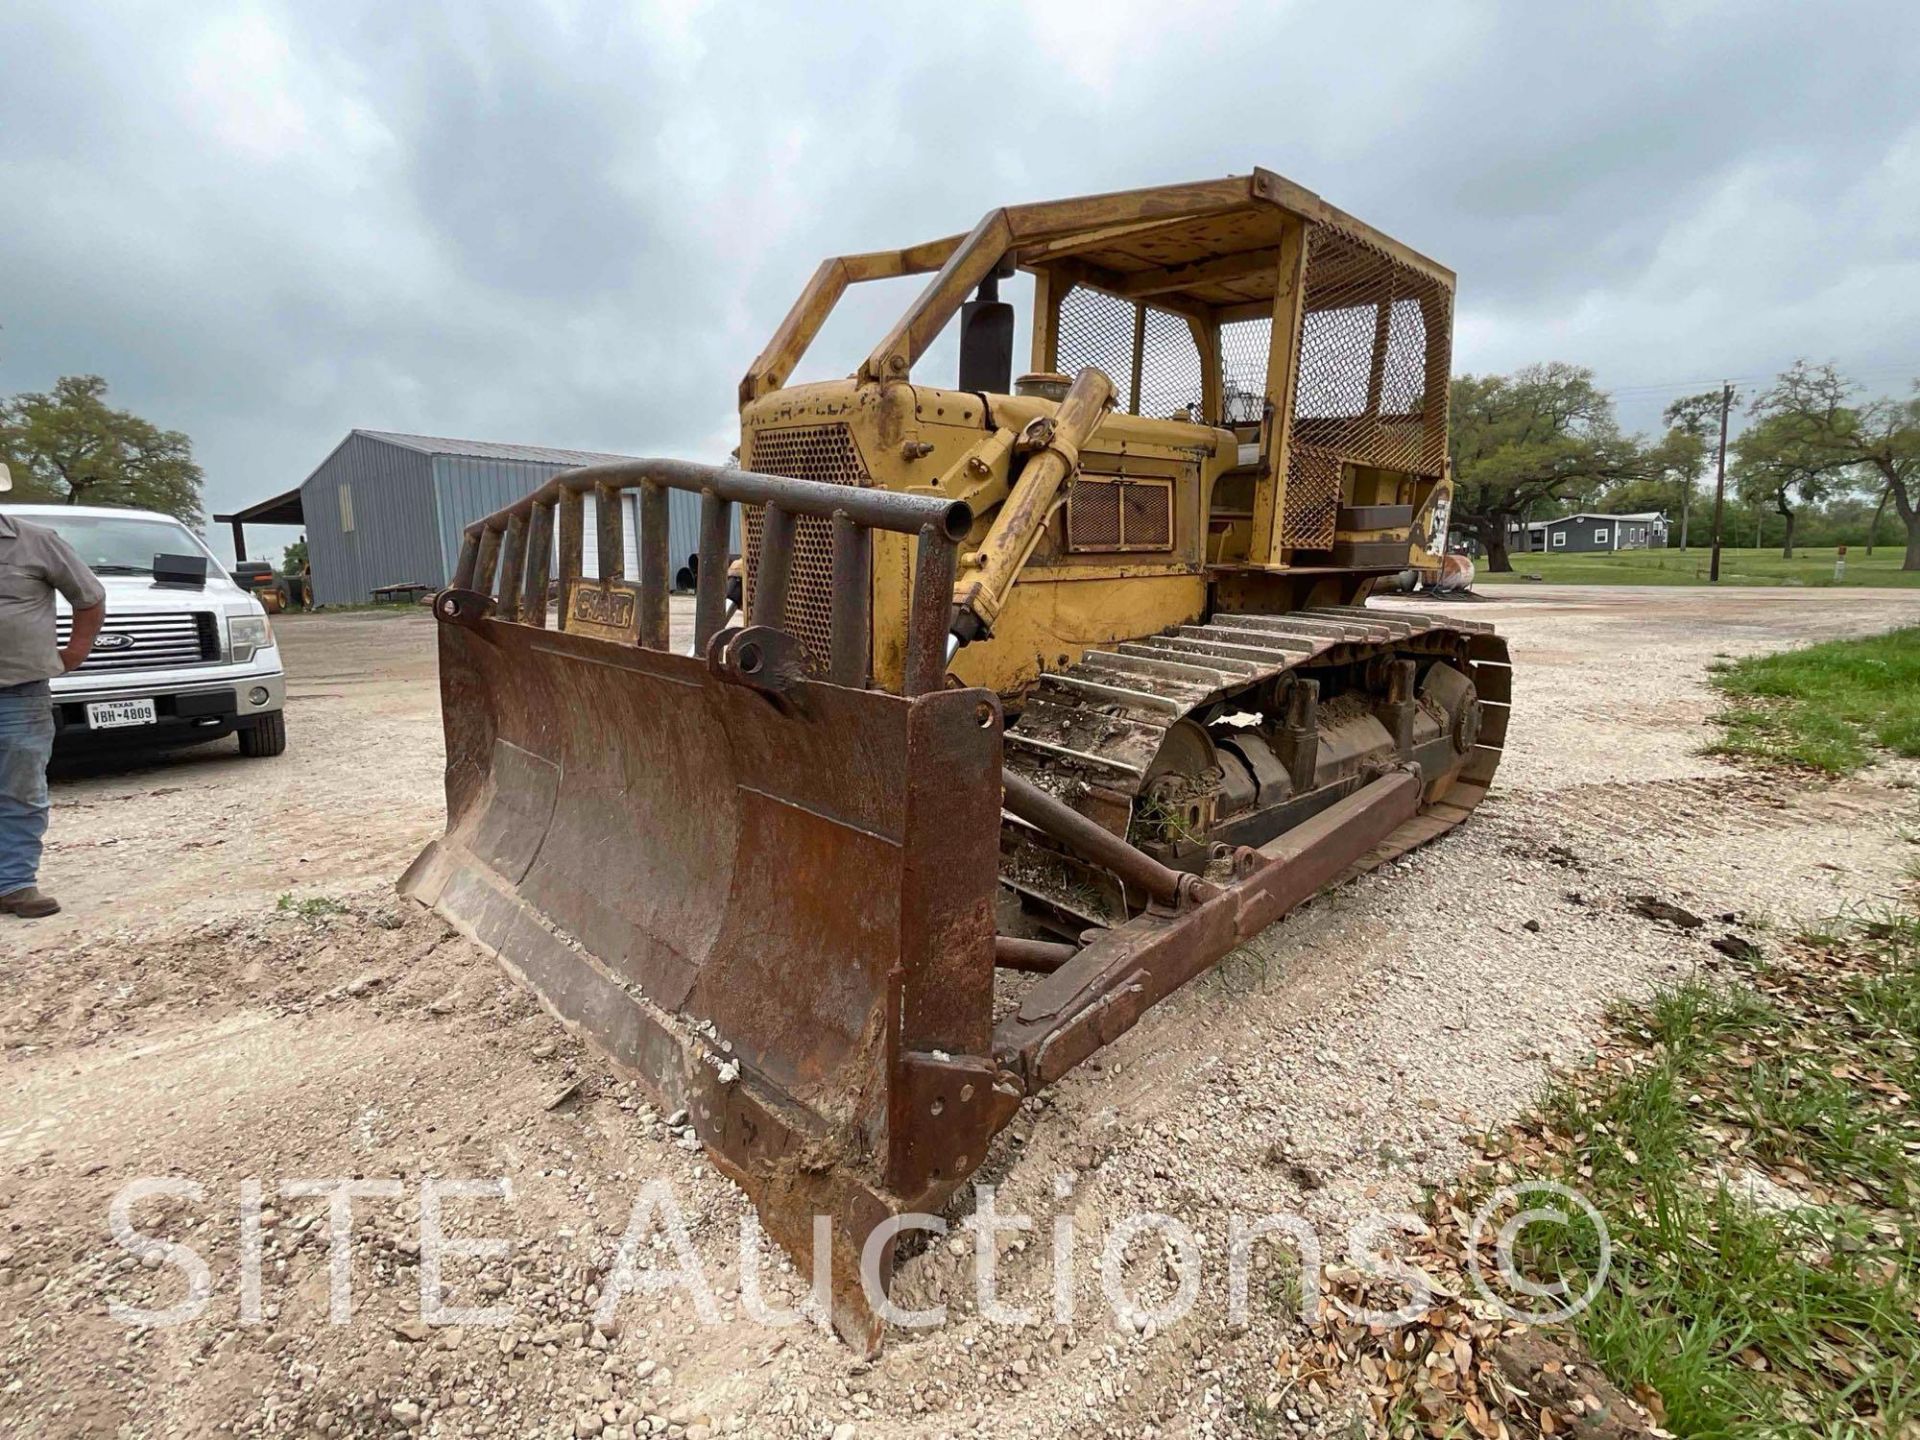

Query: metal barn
left=243, top=431, right=732, bottom=607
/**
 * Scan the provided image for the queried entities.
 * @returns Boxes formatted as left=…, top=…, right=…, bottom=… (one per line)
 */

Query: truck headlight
left=230, top=614, right=273, bottom=664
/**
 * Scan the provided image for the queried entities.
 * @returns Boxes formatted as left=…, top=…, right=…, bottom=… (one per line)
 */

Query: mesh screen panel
left=1137, top=308, right=1204, bottom=420
left=1057, top=287, right=1136, bottom=409
left=1067, top=480, right=1122, bottom=548
left=1290, top=225, right=1450, bottom=479
left=742, top=424, right=867, bottom=673
left=1119, top=481, right=1172, bottom=547
left=1280, top=446, right=1342, bottom=549
left=1219, top=317, right=1272, bottom=425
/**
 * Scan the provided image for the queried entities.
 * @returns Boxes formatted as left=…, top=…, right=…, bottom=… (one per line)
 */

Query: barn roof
left=354, top=430, right=636, bottom=466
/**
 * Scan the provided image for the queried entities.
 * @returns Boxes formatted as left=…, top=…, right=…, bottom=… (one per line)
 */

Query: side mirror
left=0, top=462, right=12, bottom=493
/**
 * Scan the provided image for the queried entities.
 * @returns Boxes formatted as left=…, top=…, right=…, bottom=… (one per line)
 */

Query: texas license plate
left=87, top=697, right=158, bottom=729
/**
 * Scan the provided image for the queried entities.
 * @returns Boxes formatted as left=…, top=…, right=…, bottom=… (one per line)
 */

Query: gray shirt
left=0, top=510, right=108, bottom=686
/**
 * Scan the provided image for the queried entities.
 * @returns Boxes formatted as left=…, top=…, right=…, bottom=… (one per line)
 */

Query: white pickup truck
left=12, top=503, right=289, bottom=757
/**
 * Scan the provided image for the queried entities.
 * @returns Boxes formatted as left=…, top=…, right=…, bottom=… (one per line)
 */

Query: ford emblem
left=95, top=633, right=136, bottom=652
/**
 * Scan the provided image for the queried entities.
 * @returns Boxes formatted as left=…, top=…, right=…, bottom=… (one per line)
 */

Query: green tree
left=1449, top=363, right=1643, bottom=571
left=1732, top=414, right=1847, bottom=560
left=281, top=537, right=309, bottom=574
left=1591, top=473, right=1677, bottom=518
left=1748, top=362, right=1920, bottom=571
left=1659, top=390, right=1722, bottom=548
left=1734, top=363, right=1875, bottom=561
left=0, top=375, right=204, bottom=522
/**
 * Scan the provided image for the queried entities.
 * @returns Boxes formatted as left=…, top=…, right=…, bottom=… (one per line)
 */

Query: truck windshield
left=38, top=513, right=208, bottom=575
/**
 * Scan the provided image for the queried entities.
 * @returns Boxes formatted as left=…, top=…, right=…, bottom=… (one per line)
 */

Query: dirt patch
left=3, top=588, right=1919, bottom=1437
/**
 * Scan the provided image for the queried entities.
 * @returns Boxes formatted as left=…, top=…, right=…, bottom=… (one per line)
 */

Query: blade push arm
left=949, top=366, right=1114, bottom=643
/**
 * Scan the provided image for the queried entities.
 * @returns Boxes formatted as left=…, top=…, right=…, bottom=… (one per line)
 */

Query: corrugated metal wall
left=431, top=455, right=618, bottom=583
left=305, top=436, right=740, bottom=606
left=432, top=459, right=734, bottom=584
left=302, top=434, right=438, bottom=606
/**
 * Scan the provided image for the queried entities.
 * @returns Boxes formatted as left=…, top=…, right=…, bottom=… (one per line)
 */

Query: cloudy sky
left=3, top=1, right=1917, bottom=559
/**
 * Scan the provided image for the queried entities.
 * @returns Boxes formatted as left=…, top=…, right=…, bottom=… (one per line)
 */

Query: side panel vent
left=1067, top=477, right=1173, bottom=554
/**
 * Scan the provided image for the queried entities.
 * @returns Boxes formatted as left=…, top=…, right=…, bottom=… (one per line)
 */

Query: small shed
left=266, top=431, right=733, bottom=607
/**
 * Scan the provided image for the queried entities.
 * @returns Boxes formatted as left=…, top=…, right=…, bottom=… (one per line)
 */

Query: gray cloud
left=3, top=0, right=1915, bottom=559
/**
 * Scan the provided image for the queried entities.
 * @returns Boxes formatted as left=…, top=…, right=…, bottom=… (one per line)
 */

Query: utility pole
left=1708, top=381, right=1732, bottom=583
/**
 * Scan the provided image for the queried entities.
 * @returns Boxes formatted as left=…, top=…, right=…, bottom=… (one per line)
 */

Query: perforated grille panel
left=1290, top=225, right=1451, bottom=479
left=742, top=424, right=867, bottom=672
left=748, top=424, right=865, bottom=487
left=1067, top=477, right=1173, bottom=553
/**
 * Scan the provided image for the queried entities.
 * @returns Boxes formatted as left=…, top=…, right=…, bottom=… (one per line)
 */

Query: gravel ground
left=3, top=586, right=1918, bottom=1439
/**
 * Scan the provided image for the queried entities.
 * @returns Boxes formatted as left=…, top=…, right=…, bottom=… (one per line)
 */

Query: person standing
left=0, top=465, right=107, bottom=918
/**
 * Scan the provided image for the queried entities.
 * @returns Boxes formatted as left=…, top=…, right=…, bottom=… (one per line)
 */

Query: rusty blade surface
left=400, top=613, right=1007, bottom=1352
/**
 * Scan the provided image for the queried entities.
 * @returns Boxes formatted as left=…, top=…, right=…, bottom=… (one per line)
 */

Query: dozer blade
left=396, top=456, right=1005, bottom=1353
left=402, top=611, right=1015, bottom=1350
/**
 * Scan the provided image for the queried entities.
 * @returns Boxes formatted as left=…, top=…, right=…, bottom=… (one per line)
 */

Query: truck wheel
left=239, top=711, right=288, bottom=758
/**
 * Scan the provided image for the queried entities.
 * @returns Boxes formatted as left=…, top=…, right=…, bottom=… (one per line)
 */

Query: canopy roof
left=214, top=484, right=303, bottom=527
left=743, top=167, right=1455, bottom=403
left=1004, top=169, right=1452, bottom=312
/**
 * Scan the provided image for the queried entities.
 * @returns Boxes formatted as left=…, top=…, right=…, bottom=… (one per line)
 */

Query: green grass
left=1477, top=912, right=1920, bottom=1437
left=1476, top=546, right=1920, bottom=588
left=1706, top=627, right=1920, bottom=774
left=275, top=892, right=348, bottom=919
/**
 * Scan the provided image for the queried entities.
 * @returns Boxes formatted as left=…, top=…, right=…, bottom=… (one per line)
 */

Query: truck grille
left=741, top=424, right=869, bottom=674
left=56, top=612, right=221, bottom=672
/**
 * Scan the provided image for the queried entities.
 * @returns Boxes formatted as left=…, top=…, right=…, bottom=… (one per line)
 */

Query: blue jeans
left=0, top=680, right=55, bottom=897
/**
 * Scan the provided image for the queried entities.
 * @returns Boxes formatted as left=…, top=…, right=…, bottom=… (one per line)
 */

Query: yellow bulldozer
left=401, top=168, right=1508, bottom=1349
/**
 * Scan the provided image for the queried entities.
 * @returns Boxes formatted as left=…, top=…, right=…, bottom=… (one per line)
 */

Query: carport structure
left=214, top=486, right=303, bottom=564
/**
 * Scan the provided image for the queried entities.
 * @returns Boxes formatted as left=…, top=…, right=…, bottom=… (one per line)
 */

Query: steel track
left=1000, top=605, right=1511, bottom=914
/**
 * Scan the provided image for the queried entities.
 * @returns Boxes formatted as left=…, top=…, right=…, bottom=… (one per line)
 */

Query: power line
left=1604, top=361, right=1920, bottom=400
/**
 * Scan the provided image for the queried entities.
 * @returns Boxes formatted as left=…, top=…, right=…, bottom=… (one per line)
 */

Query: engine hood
left=57, top=570, right=261, bottom=618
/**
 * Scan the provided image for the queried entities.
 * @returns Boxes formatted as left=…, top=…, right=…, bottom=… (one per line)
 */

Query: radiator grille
left=1067, top=477, right=1173, bottom=553
left=56, top=611, right=220, bottom=672
left=742, top=424, right=868, bottom=673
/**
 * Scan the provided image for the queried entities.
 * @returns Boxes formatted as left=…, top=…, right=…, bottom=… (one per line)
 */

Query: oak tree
left=1448, top=363, right=1642, bottom=571
left=0, top=375, right=204, bottom=522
